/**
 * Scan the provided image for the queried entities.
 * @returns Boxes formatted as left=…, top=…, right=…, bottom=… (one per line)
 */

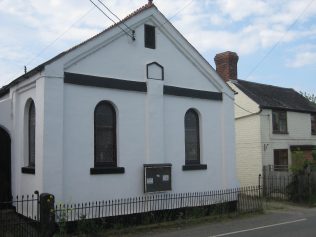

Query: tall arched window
left=94, top=101, right=117, bottom=167
left=185, top=109, right=200, bottom=165
left=28, top=100, right=36, bottom=167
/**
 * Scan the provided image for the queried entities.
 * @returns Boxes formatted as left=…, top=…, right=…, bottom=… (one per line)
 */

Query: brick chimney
left=214, top=51, right=239, bottom=82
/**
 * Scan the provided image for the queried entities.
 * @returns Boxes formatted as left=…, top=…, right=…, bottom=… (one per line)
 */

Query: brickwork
left=214, top=51, right=239, bottom=82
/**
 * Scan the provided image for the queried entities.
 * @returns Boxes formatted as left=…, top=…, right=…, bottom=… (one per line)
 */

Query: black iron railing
left=0, top=191, right=40, bottom=237
left=54, top=186, right=262, bottom=223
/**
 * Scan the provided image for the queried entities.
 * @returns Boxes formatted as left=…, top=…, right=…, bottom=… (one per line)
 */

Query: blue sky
left=0, top=0, right=315, bottom=94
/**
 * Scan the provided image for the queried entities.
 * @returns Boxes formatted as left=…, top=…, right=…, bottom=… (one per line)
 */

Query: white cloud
left=215, top=0, right=270, bottom=21
left=286, top=51, right=316, bottom=68
left=0, top=0, right=316, bottom=87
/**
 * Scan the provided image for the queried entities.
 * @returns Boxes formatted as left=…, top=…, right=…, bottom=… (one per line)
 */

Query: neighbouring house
left=214, top=51, right=316, bottom=186
left=0, top=2, right=238, bottom=203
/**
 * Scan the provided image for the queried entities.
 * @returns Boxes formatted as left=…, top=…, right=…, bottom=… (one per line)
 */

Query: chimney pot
left=214, top=51, right=239, bottom=82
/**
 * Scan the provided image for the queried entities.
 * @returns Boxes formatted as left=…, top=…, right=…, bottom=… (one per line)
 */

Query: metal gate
left=0, top=191, right=40, bottom=237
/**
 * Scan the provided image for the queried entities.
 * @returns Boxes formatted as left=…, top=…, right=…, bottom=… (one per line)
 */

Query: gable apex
left=0, top=2, right=233, bottom=96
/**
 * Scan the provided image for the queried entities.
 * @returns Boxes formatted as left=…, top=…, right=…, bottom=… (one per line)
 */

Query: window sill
left=182, top=164, right=207, bottom=171
left=273, top=131, right=289, bottom=135
left=90, top=167, right=125, bottom=175
left=21, top=166, right=35, bottom=174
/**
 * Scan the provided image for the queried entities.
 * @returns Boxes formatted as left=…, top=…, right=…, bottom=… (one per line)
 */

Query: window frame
left=144, top=24, right=156, bottom=49
left=272, top=110, right=288, bottom=134
left=94, top=101, right=117, bottom=168
left=273, top=149, right=288, bottom=171
left=311, top=113, right=316, bottom=135
left=22, top=99, right=36, bottom=174
left=184, top=109, right=200, bottom=165
left=28, top=100, right=35, bottom=168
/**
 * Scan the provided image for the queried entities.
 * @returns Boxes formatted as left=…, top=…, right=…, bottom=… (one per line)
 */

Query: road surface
left=127, top=204, right=316, bottom=237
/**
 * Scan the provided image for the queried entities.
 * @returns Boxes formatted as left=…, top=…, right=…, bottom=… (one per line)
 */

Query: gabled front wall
left=47, top=10, right=236, bottom=202
left=260, top=109, right=316, bottom=168
left=1, top=6, right=237, bottom=202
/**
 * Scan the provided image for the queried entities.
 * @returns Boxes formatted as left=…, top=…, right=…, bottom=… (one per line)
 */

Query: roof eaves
left=260, top=105, right=316, bottom=114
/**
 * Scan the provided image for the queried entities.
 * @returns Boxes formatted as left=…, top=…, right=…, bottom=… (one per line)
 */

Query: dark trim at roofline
left=0, top=64, right=45, bottom=98
left=164, top=85, right=222, bottom=101
left=64, top=72, right=147, bottom=92
left=260, top=106, right=316, bottom=114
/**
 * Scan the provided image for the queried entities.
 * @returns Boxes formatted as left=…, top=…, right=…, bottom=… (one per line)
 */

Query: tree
left=300, top=91, right=316, bottom=104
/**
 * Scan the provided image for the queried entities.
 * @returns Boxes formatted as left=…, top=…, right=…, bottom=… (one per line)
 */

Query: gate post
left=40, top=193, right=55, bottom=237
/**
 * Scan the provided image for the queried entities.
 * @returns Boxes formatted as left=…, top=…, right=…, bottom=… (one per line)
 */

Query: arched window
left=94, top=101, right=117, bottom=167
left=28, top=100, right=36, bottom=167
left=185, top=109, right=200, bottom=164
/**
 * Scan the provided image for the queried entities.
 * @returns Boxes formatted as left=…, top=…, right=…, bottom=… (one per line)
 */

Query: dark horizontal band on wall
left=90, top=167, right=125, bottom=175
left=290, top=145, right=316, bottom=151
left=182, top=164, right=207, bottom=171
left=143, top=163, right=172, bottom=167
left=164, top=86, right=222, bottom=101
left=64, top=72, right=147, bottom=92
left=21, top=166, right=35, bottom=174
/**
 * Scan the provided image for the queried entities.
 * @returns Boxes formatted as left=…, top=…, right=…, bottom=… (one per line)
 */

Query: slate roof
left=0, top=2, right=156, bottom=97
left=232, top=79, right=316, bottom=113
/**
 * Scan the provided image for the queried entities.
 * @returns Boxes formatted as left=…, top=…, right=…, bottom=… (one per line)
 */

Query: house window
left=28, top=100, right=36, bottom=168
left=185, top=109, right=200, bottom=165
left=312, top=114, right=316, bottom=135
left=274, top=149, right=288, bottom=171
left=272, top=110, right=287, bottom=134
left=94, top=101, right=117, bottom=167
left=144, top=24, right=155, bottom=49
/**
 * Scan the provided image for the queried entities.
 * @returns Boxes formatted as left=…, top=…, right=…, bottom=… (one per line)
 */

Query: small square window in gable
left=147, top=62, right=164, bottom=80
left=144, top=24, right=156, bottom=49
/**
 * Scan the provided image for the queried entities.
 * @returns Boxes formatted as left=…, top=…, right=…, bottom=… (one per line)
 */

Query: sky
left=0, top=0, right=315, bottom=94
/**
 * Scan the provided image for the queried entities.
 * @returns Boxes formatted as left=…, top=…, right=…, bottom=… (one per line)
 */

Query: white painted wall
left=0, top=6, right=237, bottom=203
left=9, top=75, right=45, bottom=197
left=228, top=82, right=262, bottom=186
left=231, top=80, right=316, bottom=186
left=235, top=115, right=262, bottom=186
left=260, top=109, right=316, bottom=167
left=228, top=81, right=260, bottom=119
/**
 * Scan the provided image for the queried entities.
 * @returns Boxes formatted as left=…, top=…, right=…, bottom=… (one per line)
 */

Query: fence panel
left=260, top=172, right=316, bottom=204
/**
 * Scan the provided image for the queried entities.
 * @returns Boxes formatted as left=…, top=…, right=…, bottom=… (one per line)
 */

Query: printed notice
left=146, top=178, right=154, bottom=184
left=162, top=175, right=169, bottom=181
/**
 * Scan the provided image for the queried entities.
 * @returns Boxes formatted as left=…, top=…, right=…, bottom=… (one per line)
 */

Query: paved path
left=126, top=204, right=316, bottom=237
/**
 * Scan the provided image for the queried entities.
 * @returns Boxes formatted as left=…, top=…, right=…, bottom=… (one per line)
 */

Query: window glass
left=311, top=114, right=316, bottom=135
left=185, top=109, right=200, bottom=164
left=94, top=102, right=116, bottom=167
left=145, top=24, right=155, bottom=49
left=29, top=101, right=35, bottom=167
left=272, top=110, right=287, bottom=134
left=274, top=149, right=288, bottom=171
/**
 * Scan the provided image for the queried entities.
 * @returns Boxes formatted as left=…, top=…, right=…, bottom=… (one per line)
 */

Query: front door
left=0, top=127, right=11, bottom=202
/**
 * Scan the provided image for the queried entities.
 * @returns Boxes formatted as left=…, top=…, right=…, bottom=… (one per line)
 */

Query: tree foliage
left=300, top=91, right=316, bottom=104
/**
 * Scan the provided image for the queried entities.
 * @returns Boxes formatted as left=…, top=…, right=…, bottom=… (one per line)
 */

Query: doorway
left=0, top=127, right=11, bottom=202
